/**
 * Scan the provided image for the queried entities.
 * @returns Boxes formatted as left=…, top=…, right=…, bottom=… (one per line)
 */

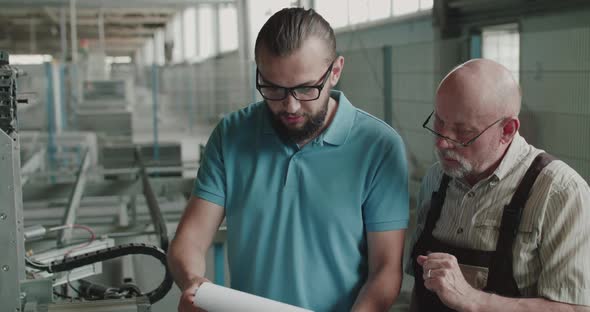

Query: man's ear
left=501, top=117, right=520, bottom=144
left=330, top=55, right=344, bottom=87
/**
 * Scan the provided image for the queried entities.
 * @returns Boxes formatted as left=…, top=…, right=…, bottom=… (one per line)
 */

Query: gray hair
left=254, top=7, right=336, bottom=64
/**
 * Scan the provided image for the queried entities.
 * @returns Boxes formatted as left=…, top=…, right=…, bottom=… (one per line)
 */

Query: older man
left=408, top=59, right=590, bottom=311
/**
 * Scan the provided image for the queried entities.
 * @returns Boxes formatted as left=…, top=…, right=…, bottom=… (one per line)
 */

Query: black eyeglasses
left=256, top=62, right=334, bottom=101
left=422, top=111, right=506, bottom=147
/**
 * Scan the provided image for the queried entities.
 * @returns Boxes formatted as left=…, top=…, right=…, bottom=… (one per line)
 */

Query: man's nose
left=282, top=93, right=301, bottom=114
left=435, top=136, right=454, bottom=149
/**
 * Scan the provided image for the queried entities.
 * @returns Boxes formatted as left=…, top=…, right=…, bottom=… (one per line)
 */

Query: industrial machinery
left=1, top=51, right=174, bottom=312
left=76, top=80, right=134, bottom=140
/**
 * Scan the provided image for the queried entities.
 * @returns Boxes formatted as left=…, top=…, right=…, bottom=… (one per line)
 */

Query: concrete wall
left=335, top=13, right=452, bottom=199
left=519, top=10, right=590, bottom=180
left=158, top=51, right=255, bottom=126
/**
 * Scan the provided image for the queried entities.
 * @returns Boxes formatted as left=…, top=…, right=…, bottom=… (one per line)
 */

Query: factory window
left=154, top=30, right=166, bottom=65
left=315, top=0, right=348, bottom=28
left=184, top=8, right=198, bottom=59
left=219, top=4, right=238, bottom=52
left=7, top=54, right=52, bottom=65
left=143, top=38, right=154, bottom=64
left=392, top=0, right=419, bottom=16
left=198, top=5, right=215, bottom=58
left=315, top=0, right=433, bottom=28
left=482, top=23, right=520, bottom=82
left=248, top=0, right=298, bottom=59
left=106, top=56, right=131, bottom=64
left=171, top=13, right=183, bottom=62
left=349, top=0, right=370, bottom=24
left=419, top=0, right=434, bottom=11
left=368, top=0, right=392, bottom=22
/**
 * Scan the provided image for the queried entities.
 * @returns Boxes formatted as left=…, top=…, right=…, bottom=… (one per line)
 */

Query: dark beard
left=269, top=99, right=329, bottom=144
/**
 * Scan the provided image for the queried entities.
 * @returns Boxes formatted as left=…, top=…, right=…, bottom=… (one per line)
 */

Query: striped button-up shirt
left=408, top=133, right=590, bottom=306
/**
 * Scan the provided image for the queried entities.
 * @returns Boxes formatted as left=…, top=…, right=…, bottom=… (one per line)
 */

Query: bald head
left=437, top=59, right=521, bottom=119
left=433, top=59, right=522, bottom=185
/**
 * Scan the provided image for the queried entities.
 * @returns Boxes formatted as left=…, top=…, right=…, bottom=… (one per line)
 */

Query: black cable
left=66, top=271, right=83, bottom=298
left=41, top=243, right=173, bottom=304
left=77, top=280, right=107, bottom=300
left=119, top=283, right=142, bottom=297
left=25, top=257, right=49, bottom=270
left=53, top=290, right=73, bottom=300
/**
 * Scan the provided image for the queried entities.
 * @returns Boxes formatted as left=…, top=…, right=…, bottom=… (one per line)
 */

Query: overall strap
left=422, top=174, right=451, bottom=236
left=485, top=152, right=555, bottom=295
left=410, top=174, right=456, bottom=312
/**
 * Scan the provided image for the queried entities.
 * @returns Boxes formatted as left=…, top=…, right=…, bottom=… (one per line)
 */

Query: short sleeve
left=192, top=121, right=227, bottom=208
left=537, top=178, right=590, bottom=306
left=362, top=134, right=409, bottom=232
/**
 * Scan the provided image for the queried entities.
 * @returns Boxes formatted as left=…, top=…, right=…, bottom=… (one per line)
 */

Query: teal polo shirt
left=193, top=91, right=408, bottom=311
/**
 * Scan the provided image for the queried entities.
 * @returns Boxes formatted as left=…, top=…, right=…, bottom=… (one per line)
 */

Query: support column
left=212, top=4, right=221, bottom=56
left=29, top=19, right=37, bottom=53
left=382, top=45, right=393, bottom=126
left=194, top=7, right=200, bottom=58
left=70, top=0, right=78, bottom=64
left=45, top=62, right=57, bottom=171
left=151, top=35, right=160, bottom=160
left=236, top=0, right=250, bottom=61
left=60, top=8, right=67, bottom=62
left=98, top=8, right=106, bottom=56
left=236, top=0, right=255, bottom=103
left=178, top=11, right=186, bottom=61
left=50, top=63, right=63, bottom=134
left=470, top=33, right=482, bottom=58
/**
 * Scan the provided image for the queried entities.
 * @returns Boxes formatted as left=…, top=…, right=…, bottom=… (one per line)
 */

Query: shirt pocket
left=459, top=263, right=489, bottom=290
left=473, top=218, right=539, bottom=249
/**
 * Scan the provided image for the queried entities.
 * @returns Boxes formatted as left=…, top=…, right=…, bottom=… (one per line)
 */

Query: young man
left=168, top=7, right=409, bottom=312
left=409, top=59, right=590, bottom=311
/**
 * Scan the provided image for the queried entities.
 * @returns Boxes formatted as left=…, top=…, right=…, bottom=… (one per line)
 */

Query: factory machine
left=0, top=52, right=183, bottom=311
left=76, top=79, right=134, bottom=140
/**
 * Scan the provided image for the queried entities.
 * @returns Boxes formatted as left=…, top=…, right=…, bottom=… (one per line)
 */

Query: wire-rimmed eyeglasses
left=422, top=111, right=506, bottom=147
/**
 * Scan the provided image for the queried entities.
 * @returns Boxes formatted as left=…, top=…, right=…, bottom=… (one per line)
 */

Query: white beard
left=435, top=149, right=474, bottom=179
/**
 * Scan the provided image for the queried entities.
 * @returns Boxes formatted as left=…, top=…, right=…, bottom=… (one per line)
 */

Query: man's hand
left=417, top=253, right=481, bottom=312
left=178, top=276, right=211, bottom=312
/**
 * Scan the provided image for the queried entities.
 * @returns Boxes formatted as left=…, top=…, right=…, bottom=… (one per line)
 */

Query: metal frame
left=41, top=297, right=151, bottom=312
left=0, top=128, right=26, bottom=312
left=28, top=238, right=115, bottom=286
left=21, top=149, right=45, bottom=186
left=382, top=45, right=393, bottom=127
left=0, top=54, right=26, bottom=312
left=135, top=148, right=169, bottom=251
left=58, top=149, right=90, bottom=246
left=151, top=64, right=159, bottom=161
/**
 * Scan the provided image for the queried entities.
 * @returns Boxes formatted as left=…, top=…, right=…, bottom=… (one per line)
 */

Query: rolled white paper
left=193, top=282, right=313, bottom=312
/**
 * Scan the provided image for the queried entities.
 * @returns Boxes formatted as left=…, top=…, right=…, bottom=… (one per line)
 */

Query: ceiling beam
left=0, top=7, right=180, bottom=15
left=43, top=6, right=59, bottom=23
left=5, top=15, right=171, bottom=26
left=6, top=40, right=141, bottom=54
left=3, top=28, right=158, bottom=38
left=7, top=39, right=145, bottom=48
left=0, top=0, right=234, bottom=9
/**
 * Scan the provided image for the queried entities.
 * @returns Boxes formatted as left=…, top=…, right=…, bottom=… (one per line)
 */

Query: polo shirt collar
left=260, top=90, right=355, bottom=146
left=322, top=90, right=355, bottom=146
